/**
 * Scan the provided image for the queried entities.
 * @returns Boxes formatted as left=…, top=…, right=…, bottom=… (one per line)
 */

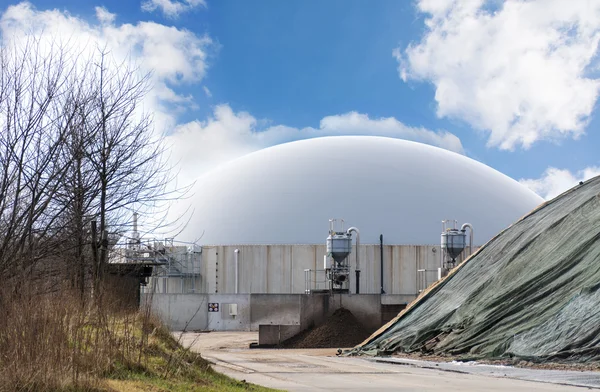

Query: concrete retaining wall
left=258, top=325, right=303, bottom=346
left=331, top=294, right=382, bottom=331
left=147, top=293, right=388, bottom=333
left=147, top=293, right=209, bottom=331
left=250, top=294, right=302, bottom=330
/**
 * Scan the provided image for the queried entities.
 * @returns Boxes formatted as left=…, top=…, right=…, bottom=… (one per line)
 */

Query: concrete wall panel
left=381, top=294, right=417, bottom=305
left=149, top=292, right=394, bottom=333
left=208, top=294, right=251, bottom=331
left=382, top=245, right=393, bottom=295
left=258, top=325, right=303, bottom=345
left=313, top=245, right=327, bottom=271
left=249, top=294, right=301, bottom=329
left=300, top=293, right=330, bottom=329
left=328, top=294, right=382, bottom=331
left=359, top=245, right=379, bottom=294
left=205, top=247, right=217, bottom=293
left=266, top=245, right=293, bottom=293
left=147, top=244, right=463, bottom=296
left=221, top=247, right=233, bottom=293
left=148, top=294, right=209, bottom=331
left=399, top=246, right=417, bottom=295
left=291, top=245, right=316, bottom=293
left=242, top=245, right=268, bottom=293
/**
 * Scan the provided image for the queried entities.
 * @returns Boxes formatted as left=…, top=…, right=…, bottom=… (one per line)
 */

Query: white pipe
left=234, top=249, right=240, bottom=294
left=460, top=223, right=474, bottom=257
left=346, top=227, right=360, bottom=270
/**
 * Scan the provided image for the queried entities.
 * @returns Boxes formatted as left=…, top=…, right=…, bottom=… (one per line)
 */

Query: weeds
left=0, top=287, right=275, bottom=392
left=0, top=286, right=195, bottom=392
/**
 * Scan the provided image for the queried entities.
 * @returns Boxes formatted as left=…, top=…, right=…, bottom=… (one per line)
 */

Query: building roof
left=180, top=136, right=543, bottom=245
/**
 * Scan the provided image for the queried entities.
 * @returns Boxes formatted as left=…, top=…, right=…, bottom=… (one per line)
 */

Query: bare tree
left=0, top=37, right=183, bottom=303
left=55, top=89, right=99, bottom=301
left=83, top=49, right=177, bottom=298
left=0, top=32, right=196, bottom=392
left=0, top=37, right=84, bottom=292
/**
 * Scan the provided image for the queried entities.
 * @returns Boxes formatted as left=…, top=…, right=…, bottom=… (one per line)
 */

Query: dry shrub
left=0, top=284, right=158, bottom=392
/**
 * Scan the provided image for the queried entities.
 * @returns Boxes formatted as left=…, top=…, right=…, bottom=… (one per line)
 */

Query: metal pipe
left=347, top=227, right=360, bottom=269
left=234, top=249, right=240, bottom=294
left=380, top=234, right=385, bottom=294
left=347, top=227, right=360, bottom=294
left=132, top=212, right=139, bottom=247
left=460, top=223, right=474, bottom=257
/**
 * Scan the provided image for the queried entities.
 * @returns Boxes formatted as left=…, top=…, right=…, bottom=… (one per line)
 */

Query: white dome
left=182, top=136, right=543, bottom=245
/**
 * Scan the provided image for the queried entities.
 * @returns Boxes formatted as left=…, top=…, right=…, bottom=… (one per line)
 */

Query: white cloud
left=167, top=104, right=464, bottom=185
left=397, top=0, right=600, bottom=150
left=0, top=2, right=214, bottom=133
left=203, top=85, right=212, bottom=98
left=141, top=0, right=206, bottom=18
left=95, top=6, right=115, bottom=25
left=520, top=167, right=600, bottom=200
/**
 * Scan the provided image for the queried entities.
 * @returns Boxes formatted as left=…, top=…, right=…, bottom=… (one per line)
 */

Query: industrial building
left=140, top=136, right=543, bottom=334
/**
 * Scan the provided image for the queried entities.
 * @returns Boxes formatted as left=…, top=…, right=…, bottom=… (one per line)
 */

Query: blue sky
left=1, top=0, right=600, bottom=199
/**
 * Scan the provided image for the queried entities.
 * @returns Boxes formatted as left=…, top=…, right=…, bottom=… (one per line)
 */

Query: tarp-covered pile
left=350, top=177, right=600, bottom=362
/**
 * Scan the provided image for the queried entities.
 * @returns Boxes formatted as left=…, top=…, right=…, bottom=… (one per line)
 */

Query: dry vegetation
left=0, top=287, right=273, bottom=392
left=0, top=35, right=275, bottom=392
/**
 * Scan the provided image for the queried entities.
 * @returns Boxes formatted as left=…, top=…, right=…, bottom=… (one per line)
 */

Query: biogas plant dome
left=185, top=136, right=543, bottom=246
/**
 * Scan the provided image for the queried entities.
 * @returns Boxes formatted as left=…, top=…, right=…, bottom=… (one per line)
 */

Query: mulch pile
left=279, top=308, right=371, bottom=349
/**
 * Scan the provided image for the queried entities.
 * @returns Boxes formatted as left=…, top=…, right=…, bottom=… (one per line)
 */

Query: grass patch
left=99, top=319, right=275, bottom=391
left=0, top=290, right=277, bottom=392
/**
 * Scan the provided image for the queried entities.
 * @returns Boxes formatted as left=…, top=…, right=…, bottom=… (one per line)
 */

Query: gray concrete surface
left=149, top=293, right=209, bottom=331
left=149, top=292, right=386, bottom=332
left=179, top=331, right=593, bottom=392
left=373, top=357, right=600, bottom=389
left=250, top=294, right=302, bottom=329
left=259, top=325, right=303, bottom=345
left=328, top=294, right=381, bottom=330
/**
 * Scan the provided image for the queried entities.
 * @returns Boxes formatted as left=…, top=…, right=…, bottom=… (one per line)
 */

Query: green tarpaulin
left=350, top=177, right=600, bottom=362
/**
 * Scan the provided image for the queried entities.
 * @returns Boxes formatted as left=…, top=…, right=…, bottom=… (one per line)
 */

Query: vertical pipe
left=460, top=223, right=474, bottom=257
left=132, top=212, right=139, bottom=243
left=191, top=251, right=195, bottom=293
left=290, top=247, right=294, bottom=294
left=380, top=234, right=385, bottom=294
left=304, top=269, right=307, bottom=294
left=356, top=232, right=360, bottom=294
left=289, top=247, right=293, bottom=294
left=234, top=249, right=240, bottom=294
left=440, top=221, right=444, bottom=271
left=347, top=227, right=360, bottom=294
